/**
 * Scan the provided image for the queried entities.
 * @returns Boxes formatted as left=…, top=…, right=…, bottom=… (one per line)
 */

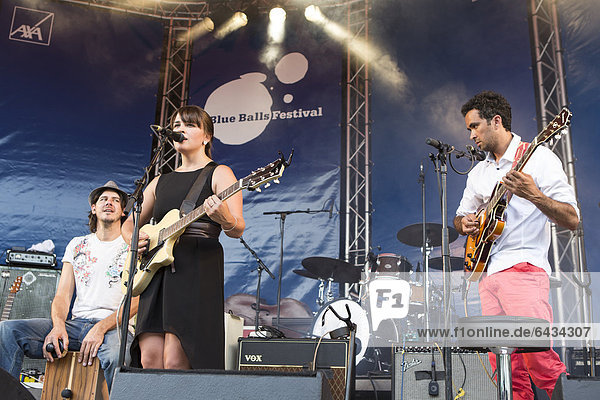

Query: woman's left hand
left=203, top=194, right=231, bottom=226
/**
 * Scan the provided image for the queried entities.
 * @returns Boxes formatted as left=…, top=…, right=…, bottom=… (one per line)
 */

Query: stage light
left=234, top=11, right=248, bottom=26
left=269, top=7, right=286, bottom=23
left=267, top=6, right=286, bottom=44
left=214, top=11, right=248, bottom=39
left=178, top=17, right=214, bottom=42
left=304, top=5, right=325, bottom=23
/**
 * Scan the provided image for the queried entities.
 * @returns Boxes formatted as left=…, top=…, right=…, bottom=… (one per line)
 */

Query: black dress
left=130, top=163, right=225, bottom=369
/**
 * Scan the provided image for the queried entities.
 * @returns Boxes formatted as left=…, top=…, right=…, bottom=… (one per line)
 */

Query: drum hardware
left=369, top=253, right=413, bottom=274
left=301, top=256, right=362, bottom=283
left=427, top=256, right=465, bottom=271
left=293, top=269, right=335, bottom=307
left=396, top=223, right=458, bottom=248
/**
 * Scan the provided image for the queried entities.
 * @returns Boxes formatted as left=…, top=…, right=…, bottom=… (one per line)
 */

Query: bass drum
left=311, top=299, right=370, bottom=365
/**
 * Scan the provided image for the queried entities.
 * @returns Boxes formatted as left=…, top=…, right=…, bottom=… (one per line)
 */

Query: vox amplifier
left=238, top=337, right=353, bottom=400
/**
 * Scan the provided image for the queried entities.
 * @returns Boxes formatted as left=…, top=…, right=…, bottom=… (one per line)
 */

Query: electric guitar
left=464, top=108, right=572, bottom=282
left=122, top=153, right=290, bottom=296
left=1, top=276, right=23, bottom=321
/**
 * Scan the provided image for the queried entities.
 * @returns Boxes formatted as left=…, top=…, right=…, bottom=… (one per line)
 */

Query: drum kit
left=293, top=223, right=461, bottom=367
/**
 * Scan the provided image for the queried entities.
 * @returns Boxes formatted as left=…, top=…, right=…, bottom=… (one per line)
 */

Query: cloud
left=421, top=83, right=470, bottom=142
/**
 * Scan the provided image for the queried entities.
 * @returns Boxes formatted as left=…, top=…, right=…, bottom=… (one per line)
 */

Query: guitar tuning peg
left=264, top=183, right=271, bottom=189
left=255, top=187, right=262, bottom=193
left=274, top=179, right=280, bottom=184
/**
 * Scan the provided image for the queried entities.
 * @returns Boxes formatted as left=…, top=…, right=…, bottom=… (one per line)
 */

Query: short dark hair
left=461, top=91, right=512, bottom=131
left=87, top=189, right=127, bottom=233
left=170, top=105, right=215, bottom=158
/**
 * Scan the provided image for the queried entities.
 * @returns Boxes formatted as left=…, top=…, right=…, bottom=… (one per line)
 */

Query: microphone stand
left=419, top=162, right=432, bottom=342
left=238, top=236, right=275, bottom=333
left=427, top=140, right=481, bottom=400
left=117, top=134, right=170, bottom=369
left=428, top=145, right=453, bottom=400
left=263, top=206, right=331, bottom=329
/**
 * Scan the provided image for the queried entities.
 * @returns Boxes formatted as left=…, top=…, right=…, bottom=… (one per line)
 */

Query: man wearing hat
left=0, top=181, right=139, bottom=391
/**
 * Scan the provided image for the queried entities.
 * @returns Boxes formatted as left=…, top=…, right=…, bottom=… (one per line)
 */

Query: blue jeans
left=0, top=317, right=132, bottom=391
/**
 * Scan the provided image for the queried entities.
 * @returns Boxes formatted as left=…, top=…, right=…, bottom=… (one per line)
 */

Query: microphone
left=466, top=145, right=486, bottom=161
left=425, top=137, right=451, bottom=151
left=151, top=124, right=186, bottom=143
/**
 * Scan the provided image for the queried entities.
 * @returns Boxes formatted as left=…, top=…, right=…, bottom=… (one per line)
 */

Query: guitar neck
left=159, top=179, right=243, bottom=241
left=1, top=293, right=16, bottom=321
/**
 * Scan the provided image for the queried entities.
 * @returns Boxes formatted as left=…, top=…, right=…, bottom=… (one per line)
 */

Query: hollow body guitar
left=464, top=108, right=572, bottom=282
left=121, top=155, right=288, bottom=296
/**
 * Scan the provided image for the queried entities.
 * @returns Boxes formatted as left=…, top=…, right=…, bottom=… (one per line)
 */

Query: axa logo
left=9, top=7, right=54, bottom=46
left=244, top=354, right=263, bottom=362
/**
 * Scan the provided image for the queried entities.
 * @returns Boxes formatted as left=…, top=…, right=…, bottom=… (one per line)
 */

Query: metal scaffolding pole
left=342, top=0, right=370, bottom=293
left=527, top=0, right=593, bottom=374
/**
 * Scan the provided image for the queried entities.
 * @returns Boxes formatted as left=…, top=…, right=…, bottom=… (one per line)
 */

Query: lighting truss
left=528, top=0, right=592, bottom=370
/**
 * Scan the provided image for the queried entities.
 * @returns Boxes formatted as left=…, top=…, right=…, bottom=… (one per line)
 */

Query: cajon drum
left=41, top=352, right=108, bottom=400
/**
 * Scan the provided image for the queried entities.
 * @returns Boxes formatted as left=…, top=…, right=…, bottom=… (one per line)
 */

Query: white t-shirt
left=456, top=134, right=579, bottom=276
left=62, top=233, right=128, bottom=320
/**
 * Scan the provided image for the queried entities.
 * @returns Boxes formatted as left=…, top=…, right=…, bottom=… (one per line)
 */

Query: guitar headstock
left=242, top=153, right=290, bottom=192
left=535, top=107, right=572, bottom=147
left=9, top=276, right=22, bottom=294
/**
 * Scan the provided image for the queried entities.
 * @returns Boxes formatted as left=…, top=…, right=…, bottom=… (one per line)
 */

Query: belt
left=182, top=221, right=221, bottom=239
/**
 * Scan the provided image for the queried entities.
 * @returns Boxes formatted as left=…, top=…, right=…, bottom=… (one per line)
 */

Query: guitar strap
left=179, top=161, right=218, bottom=217
left=512, top=141, right=530, bottom=169
left=506, top=141, right=530, bottom=203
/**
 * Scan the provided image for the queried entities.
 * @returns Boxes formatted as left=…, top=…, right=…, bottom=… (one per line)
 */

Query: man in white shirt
left=454, top=91, right=579, bottom=400
left=0, top=181, right=139, bottom=391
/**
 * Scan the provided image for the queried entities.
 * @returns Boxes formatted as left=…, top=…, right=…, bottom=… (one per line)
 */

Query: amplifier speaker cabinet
left=392, top=346, right=496, bottom=400
left=0, top=266, right=60, bottom=374
left=238, top=337, right=353, bottom=400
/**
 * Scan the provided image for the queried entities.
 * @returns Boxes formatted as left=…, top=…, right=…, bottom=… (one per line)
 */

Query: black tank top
left=153, top=162, right=219, bottom=227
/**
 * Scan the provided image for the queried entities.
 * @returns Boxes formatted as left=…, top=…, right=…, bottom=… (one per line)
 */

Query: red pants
left=479, top=263, right=566, bottom=400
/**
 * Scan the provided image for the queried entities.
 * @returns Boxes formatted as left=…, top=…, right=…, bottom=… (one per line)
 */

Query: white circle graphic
left=275, top=52, right=308, bottom=84
left=204, top=73, right=273, bottom=145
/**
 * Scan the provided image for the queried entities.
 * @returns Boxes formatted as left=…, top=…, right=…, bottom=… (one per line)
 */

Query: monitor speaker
left=0, top=367, right=36, bottom=400
left=110, top=367, right=333, bottom=400
left=392, top=346, right=496, bottom=400
left=551, top=373, right=600, bottom=400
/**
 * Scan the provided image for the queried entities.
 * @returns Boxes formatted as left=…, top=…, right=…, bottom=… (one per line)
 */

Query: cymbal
left=301, top=257, right=362, bottom=283
left=293, top=268, right=320, bottom=280
left=396, top=223, right=458, bottom=247
left=428, top=256, right=465, bottom=271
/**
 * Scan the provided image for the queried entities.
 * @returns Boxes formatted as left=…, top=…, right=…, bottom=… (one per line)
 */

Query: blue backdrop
left=1, top=0, right=598, bottom=320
